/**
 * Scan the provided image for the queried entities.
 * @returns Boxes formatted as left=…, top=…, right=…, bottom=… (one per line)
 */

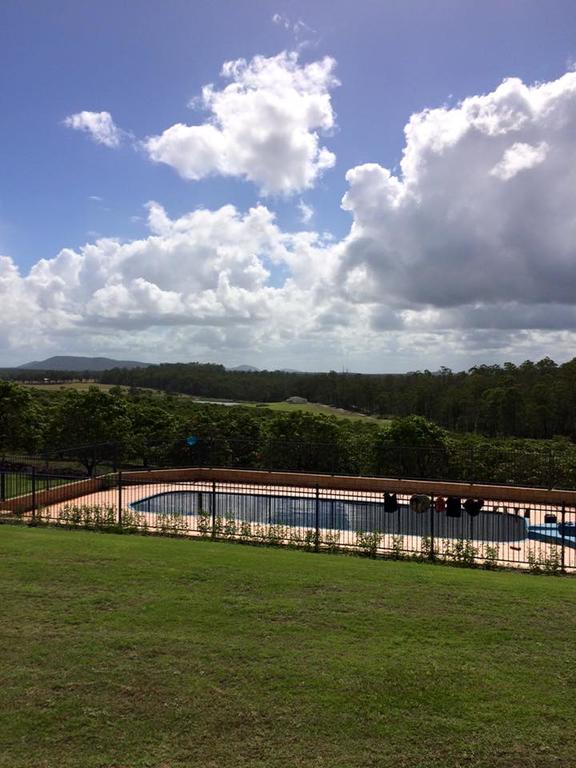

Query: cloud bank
left=13, top=67, right=576, bottom=369
left=0, top=202, right=341, bottom=365
left=338, top=71, right=576, bottom=335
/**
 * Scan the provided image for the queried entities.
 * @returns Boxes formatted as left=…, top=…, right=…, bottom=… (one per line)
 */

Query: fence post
left=548, top=450, right=555, bottom=490
left=429, top=494, right=435, bottom=561
left=0, top=470, right=5, bottom=502
left=118, top=471, right=123, bottom=527
left=211, top=481, right=217, bottom=539
left=561, top=504, right=566, bottom=574
left=314, top=484, right=320, bottom=552
left=31, top=467, right=37, bottom=524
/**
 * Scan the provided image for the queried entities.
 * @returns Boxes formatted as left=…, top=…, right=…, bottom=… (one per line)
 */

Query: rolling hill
left=18, top=356, right=149, bottom=371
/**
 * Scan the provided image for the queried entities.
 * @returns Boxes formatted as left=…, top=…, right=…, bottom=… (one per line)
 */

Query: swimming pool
left=130, top=490, right=536, bottom=543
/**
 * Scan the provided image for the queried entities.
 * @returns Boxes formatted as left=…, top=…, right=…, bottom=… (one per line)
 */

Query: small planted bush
left=58, top=503, right=117, bottom=530
left=213, top=516, right=224, bottom=537
left=527, top=546, right=562, bottom=574
left=322, top=530, right=341, bottom=554
left=420, top=535, right=433, bottom=560
left=445, top=539, right=477, bottom=567
left=356, top=530, right=382, bottom=558
left=391, top=534, right=405, bottom=560
left=239, top=520, right=252, bottom=542
left=263, top=524, right=286, bottom=546
left=57, top=503, right=150, bottom=534
left=483, top=545, right=500, bottom=570
left=157, top=512, right=188, bottom=536
left=197, top=510, right=211, bottom=537
left=303, top=529, right=316, bottom=551
left=120, top=509, right=148, bottom=534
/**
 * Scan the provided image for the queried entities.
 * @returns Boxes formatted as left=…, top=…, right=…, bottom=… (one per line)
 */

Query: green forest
left=5, top=356, right=575, bottom=438
left=3, top=361, right=576, bottom=488
left=94, top=357, right=576, bottom=440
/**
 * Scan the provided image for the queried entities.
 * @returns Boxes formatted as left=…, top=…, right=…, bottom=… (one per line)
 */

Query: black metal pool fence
left=3, top=438, right=576, bottom=489
left=182, top=438, right=574, bottom=489
left=1, top=469, right=575, bottom=573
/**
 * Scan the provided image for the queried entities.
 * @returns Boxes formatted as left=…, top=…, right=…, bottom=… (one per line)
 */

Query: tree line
left=96, top=357, right=576, bottom=440
left=2, top=380, right=576, bottom=488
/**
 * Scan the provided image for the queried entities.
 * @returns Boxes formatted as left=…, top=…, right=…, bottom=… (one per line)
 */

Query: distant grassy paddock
left=18, top=381, right=120, bottom=392
left=2, top=472, right=68, bottom=500
left=1, top=526, right=575, bottom=768
left=254, top=400, right=389, bottom=424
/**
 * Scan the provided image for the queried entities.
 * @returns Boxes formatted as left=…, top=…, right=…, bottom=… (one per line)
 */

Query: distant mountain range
left=13, top=357, right=299, bottom=374
left=18, top=356, right=150, bottom=371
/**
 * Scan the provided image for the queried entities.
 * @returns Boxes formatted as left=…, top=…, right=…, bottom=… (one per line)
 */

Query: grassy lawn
left=1, top=527, right=575, bottom=768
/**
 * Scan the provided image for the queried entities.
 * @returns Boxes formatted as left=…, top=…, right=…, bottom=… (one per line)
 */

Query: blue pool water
left=527, top=523, right=576, bottom=548
left=129, top=490, right=545, bottom=543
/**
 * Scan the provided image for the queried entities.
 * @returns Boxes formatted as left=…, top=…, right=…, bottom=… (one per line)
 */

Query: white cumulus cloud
left=338, top=71, right=576, bottom=326
left=491, top=141, right=549, bottom=180
left=64, top=111, right=122, bottom=148
left=0, top=203, right=342, bottom=365
left=13, top=68, right=576, bottom=370
left=145, top=52, right=338, bottom=194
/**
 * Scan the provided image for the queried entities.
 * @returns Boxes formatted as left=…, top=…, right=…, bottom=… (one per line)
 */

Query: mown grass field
left=255, top=400, right=389, bottom=424
left=19, top=381, right=120, bottom=392
left=1, top=526, right=575, bottom=768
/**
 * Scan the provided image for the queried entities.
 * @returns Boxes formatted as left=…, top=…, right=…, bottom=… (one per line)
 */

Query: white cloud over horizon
left=0, top=202, right=346, bottom=367
left=8, top=66, right=576, bottom=371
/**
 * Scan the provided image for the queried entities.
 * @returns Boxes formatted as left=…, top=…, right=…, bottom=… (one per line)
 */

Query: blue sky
left=2, top=1, right=576, bottom=370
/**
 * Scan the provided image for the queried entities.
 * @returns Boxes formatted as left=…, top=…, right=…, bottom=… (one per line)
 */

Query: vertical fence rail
left=561, top=503, right=566, bottom=574
left=211, top=481, right=216, bottom=539
left=314, top=484, right=320, bottom=552
left=118, top=471, right=123, bottom=527
left=429, top=493, right=435, bottom=561
left=31, top=467, right=37, bottom=524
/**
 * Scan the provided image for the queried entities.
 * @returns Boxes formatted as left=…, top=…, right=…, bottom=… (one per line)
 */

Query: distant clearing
left=256, top=400, right=388, bottom=424
left=2, top=473, right=68, bottom=499
left=16, top=382, right=389, bottom=423
left=195, top=398, right=388, bottom=423
left=18, top=381, right=121, bottom=392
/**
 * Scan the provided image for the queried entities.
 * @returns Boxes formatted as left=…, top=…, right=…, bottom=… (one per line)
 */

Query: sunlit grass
left=1, top=526, right=575, bottom=767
